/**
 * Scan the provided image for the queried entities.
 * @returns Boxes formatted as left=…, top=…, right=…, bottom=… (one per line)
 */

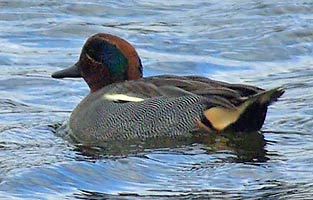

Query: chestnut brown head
left=52, top=33, right=143, bottom=92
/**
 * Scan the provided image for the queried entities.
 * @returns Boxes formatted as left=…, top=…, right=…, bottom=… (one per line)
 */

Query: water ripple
left=0, top=0, right=312, bottom=199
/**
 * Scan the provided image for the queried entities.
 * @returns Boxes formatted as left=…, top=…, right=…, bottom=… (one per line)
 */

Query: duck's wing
left=100, top=75, right=284, bottom=133
left=141, top=75, right=265, bottom=106
left=101, top=75, right=264, bottom=108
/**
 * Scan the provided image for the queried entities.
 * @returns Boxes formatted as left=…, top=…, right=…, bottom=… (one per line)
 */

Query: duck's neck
left=80, top=55, right=143, bottom=93
left=85, top=68, right=122, bottom=93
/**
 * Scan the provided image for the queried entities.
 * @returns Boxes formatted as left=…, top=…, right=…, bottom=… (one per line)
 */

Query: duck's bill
left=51, top=63, right=82, bottom=78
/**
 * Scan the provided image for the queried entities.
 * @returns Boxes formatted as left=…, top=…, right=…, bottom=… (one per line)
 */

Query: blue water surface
left=0, top=0, right=313, bottom=199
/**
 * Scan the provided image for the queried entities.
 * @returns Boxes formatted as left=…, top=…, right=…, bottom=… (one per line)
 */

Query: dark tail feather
left=229, top=87, right=285, bottom=132
left=253, top=87, right=285, bottom=105
left=203, top=87, right=285, bottom=132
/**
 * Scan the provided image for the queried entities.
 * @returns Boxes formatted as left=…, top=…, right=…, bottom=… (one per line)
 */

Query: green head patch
left=84, top=37, right=128, bottom=79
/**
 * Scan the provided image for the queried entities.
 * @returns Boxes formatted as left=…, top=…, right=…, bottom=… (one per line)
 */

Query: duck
left=52, top=33, right=284, bottom=145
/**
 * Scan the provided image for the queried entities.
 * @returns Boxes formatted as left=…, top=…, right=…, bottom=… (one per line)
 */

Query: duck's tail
left=203, top=87, right=285, bottom=132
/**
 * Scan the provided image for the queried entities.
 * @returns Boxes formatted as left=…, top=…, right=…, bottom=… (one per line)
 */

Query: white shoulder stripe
left=103, top=94, right=144, bottom=102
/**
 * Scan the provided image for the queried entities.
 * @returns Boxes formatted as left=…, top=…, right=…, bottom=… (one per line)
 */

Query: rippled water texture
left=1, top=0, right=313, bottom=199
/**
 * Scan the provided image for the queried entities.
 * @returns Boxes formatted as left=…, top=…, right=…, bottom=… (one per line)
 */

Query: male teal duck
left=52, top=33, right=284, bottom=144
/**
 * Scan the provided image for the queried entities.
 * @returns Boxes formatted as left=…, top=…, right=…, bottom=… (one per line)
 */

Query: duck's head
left=52, top=33, right=143, bottom=92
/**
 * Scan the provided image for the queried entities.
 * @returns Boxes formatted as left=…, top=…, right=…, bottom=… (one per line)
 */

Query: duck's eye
left=84, top=38, right=127, bottom=63
left=84, top=38, right=107, bottom=63
left=83, top=37, right=128, bottom=77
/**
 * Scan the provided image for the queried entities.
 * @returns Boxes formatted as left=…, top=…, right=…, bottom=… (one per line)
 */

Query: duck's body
left=52, top=33, right=284, bottom=144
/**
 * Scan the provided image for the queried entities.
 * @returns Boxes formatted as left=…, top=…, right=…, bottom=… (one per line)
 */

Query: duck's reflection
left=73, top=131, right=268, bottom=163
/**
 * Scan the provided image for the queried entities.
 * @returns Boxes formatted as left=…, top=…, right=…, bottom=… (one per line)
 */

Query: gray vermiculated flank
left=69, top=94, right=207, bottom=142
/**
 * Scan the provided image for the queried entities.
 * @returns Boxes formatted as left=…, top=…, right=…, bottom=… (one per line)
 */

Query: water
left=0, top=0, right=313, bottom=199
